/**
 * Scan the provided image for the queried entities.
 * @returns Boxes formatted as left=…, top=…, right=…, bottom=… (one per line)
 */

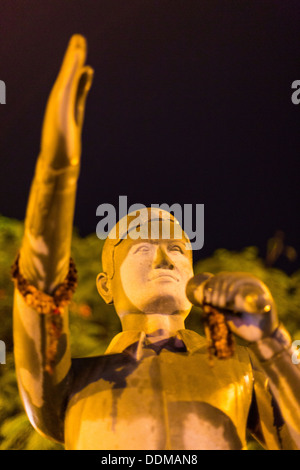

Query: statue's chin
left=142, top=295, right=181, bottom=315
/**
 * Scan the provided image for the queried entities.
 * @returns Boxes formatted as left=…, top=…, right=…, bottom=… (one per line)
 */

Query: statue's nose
left=153, top=246, right=174, bottom=270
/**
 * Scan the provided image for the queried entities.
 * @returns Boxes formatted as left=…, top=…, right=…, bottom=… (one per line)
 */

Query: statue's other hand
left=40, top=34, right=94, bottom=169
left=188, top=272, right=279, bottom=342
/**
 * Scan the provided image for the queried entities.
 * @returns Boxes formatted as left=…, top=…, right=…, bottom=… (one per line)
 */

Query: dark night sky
left=0, top=0, right=300, bottom=270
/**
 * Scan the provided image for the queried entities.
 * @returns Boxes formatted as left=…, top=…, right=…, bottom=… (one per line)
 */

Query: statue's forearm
left=19, top=154, right=80, bottom=293
left=250, top=325, right=300, bottom=448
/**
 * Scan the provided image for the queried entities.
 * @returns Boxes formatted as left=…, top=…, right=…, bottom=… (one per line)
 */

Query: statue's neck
left=120, top=313, right=185, bottom=338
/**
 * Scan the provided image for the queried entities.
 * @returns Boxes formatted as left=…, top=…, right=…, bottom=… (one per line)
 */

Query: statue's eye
left=134, top=245, right=151, bottom=254
left=169, top=244, right=183, bottom=253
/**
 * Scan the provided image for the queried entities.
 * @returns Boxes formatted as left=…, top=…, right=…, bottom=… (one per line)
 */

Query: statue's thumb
left=75, top=66, right=94, bottom=128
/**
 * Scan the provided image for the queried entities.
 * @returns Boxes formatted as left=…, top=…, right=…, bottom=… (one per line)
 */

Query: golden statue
left=12, top=35, right=300, bottom=450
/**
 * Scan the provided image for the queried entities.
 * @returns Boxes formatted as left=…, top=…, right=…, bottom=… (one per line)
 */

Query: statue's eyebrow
left=130, top=240, right=188, bottom=251
left=168, top=240, right=186, bottom=246
left=129, top=240, right=159, bottom=248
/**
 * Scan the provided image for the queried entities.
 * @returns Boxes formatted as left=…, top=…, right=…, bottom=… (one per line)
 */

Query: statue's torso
left=65, top=337, right=253, bottom=450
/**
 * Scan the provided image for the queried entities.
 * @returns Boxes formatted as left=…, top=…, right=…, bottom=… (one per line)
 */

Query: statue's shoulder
left=181, top=329, right=253, bottom=370
left=69, top=351, right=130, bottom=399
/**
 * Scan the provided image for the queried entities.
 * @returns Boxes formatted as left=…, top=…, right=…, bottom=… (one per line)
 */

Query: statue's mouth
left=149, top=272, right=179, bottom=282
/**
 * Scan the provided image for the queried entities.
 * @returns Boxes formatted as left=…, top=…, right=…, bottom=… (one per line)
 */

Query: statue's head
left=96, top=208, right=194, bottom=323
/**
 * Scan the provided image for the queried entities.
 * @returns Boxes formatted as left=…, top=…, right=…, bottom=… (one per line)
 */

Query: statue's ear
left=96, top=272, right=113, bottom=304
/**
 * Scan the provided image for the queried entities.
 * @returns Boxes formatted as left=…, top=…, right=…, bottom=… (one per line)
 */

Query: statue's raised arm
left=20, top=34, right=93, bottom=290
left=12, top=35, right=93, bottom=443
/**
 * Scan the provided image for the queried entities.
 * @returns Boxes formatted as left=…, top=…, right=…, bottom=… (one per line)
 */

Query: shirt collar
left=105, top=329, right=207, bottom=360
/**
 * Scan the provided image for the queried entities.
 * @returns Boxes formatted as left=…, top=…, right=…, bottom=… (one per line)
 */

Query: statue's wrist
left=12, top=253, right=78, bottom=309
left=249, top=323, right=292, bottom=362
left=12, top=254, right=77, bottom=374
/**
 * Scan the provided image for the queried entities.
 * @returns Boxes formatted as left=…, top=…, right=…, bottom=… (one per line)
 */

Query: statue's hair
left=101, top=207, right=192, bottom=279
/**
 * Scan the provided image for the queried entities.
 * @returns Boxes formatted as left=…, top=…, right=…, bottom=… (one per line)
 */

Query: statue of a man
left=12, top=35, right=300, bottom=450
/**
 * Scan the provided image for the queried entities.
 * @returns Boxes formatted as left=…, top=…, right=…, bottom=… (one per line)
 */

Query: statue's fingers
left=56, top=35, right=87, bottom=91
left=213, top=278, right=229, bottom=308
left=74, top=66, right=94, bottom=128
left=230, top=278, right=265, bottom=306
left=186, top=273, right=213, bottom=305
left=203, top=281, right=213, bottom=304
left=210, top=277, right=223, bottom=306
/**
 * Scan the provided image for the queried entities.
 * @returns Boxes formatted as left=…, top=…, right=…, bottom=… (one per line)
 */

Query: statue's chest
left=65, top=349, right=253, bottom=450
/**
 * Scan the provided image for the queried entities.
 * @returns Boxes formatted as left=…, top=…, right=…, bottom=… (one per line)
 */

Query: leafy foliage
left=0, top=215, right=299, bottom=450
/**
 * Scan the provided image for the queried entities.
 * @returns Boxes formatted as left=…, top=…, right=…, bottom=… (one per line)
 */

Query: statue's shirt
left=65, top=330, right=253, bottom=450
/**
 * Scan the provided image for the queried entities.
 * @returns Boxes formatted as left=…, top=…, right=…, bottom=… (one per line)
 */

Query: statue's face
left=110, top=236, right=194, bottom=318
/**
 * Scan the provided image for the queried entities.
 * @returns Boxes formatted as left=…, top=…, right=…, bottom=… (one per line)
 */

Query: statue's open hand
left=40, top=35, right=93, bottom=169
left=188, top=272, right=279, bottom=342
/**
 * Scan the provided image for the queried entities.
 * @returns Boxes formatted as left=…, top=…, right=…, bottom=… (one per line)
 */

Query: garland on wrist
left=11, top=253, right=78, bottom=374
